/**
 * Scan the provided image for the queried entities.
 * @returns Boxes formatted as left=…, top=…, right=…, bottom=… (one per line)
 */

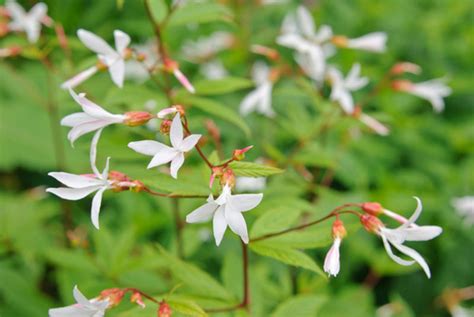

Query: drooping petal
left=323, top=238, right=341, bottom=277
left=228, top=193, right=263, bottom=212
left=77, top=29, right=116, bottom=57
left=101, top=157, right=111, bottom=180
left=381, top=234, right=415, bottom=266
left=46, top=186, right=101, bottom=201
left=213, top=206, right=227, bottom=246
left=108, top=58, right=125, bottom=88
left=23, top=18, right=41, bottom=43
left=186, top=199, right=219, bottom=223
left=90, top=129, right=103, bottom=177
left=170, top=113, right=184, bottom=149
left=239, top=88, right=262, bottom=116
left=179, top=134, right=201, bottom=152
left=173, top=69, right=195, bottom=94
left=359, top=113, right=390, bottom=136
left=28, top=2, right=48, bottom=21
left=170, top=152, right=185, bottom=179
left=224, top=207, right=249, bottom=244
left=147, top=148, right=177, bottom=169
left=257, top=83, right=275, bottom=118
left=69, top=89, right=124, bottom=121
left=91, top=187, right=107, bottom=229
left=61, top=66, right=98, bottom=90
left=114, top=30, right=131, bottom=54
left=402, top=226, right=443, bottom=241
left=391, top=241, right=431, bottom=278
left=48, top=172, right=102, bottom=188
left=128, top=140, right=170, bottom=156
left=67, top=120, right=110, bottom=145
left=347, top=32, right=387, bottom=53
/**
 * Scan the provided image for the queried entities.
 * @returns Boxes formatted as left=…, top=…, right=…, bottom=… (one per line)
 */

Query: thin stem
left=172, top=198, right=184, bottom=258
left=122, top=288, right=160, bottom=305
left=251, top=204, right=362, bottom=242
left=182, top=117, right=213, bottom=169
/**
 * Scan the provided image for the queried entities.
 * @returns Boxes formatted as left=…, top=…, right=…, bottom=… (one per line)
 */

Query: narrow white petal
left=239, top=88, right=261, bottom=116
left=391, top=242, right=431, bottom=278
left=114, top=30, right=131, bottom=53
left=186, top=200, right=219, bottom=223
left=228, top=193, right=263, bottom=212
left=258, top=83, right=275, bottom=117
left=91, top=187, right=107, bottom=229
left=170, top=113, right=184, bottom=149
left=90, top=129, right=103, bottom=177
left=402, top=226, right=442, bottom=241
left=61, top=66, right=98, bottom=90
left=128, top=140, right=170, bottom=156
left=147, top=148, right=177, bottom=169
left=61, top=112, right=93, bottom=127
left=6, top=1, right=26, bottom=22
left=179, top=134, right=201, bottom=152
left=215, top=184, right=232, bottom=206
left=48, top=172, right=102, bottom=188
left=29, top=3, right=48, bottom=20
left=24, top=20, right=41, bottom=43
left=108, top=59, right=125, bottom=88
left=224, top=207, right=249, bottom=244
left=296, top=5, right=316, bottom=38
left=69, top=89, right=124, bottom=121
left=381, top=234, right=415, bottom=266
left=101, top=157, right=111, bottom=180
left=213, top=206, right=227, bottom=246
left=67, top=120, right=110, bottom=145
left=170, top=152, right=185, bottom=179
left=324, top=238, right=341, bottom=277
left=46, top=186, right=100, bottom=201
left=77, top=29, right=116, bottom=56
left=73, top=285, right=91, bottom=306
left=401, top=197, right=423, bottom=228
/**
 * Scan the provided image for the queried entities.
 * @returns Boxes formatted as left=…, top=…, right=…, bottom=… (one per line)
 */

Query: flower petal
left=147, top=148, right=177, bottom=169
left=69, top=89, right=124, bottom=121
left=400, top=196, right=423, bottom=229
left=391, top=241, right=431, bottom=278
left=128, top=140, right=170, bottom=156
left=108, top=58, right=125, bottom=88
left=239, top=88, right=262, bottom=116
left=170, top=152, right=185, bottom=179
left=324, top=238, right=341, bottom=277
left=91, top=187, right=107, bottom=229
left=186, top=199, right=218, bottom=223
left=213, top=206, right=227, bottom=246
left=381, top=234, right=415, bottom=266
left=114, top=30, right=130, bottom=54
left=77, top=29, right=116, bottom=57
left=228, top=193, right=263, bottom=212
left=61, top=66, right=98, bottom=90
left=73, top=285, right=91, bottom=306
left=224, top=207, right=249, bottom=244
left=179, top=134, right=201, bottom=152
left=402, top=226, right=443, bottom=241
left=61, top=112, right=93, bottom=127
left=29, top=2, right=47, bottom=21
left=170, top=113, right=183, bottom=149
left=48, top=172, right=102, bottom=188
left=67, top=120, right=110, bottom=145
left=296, top=5, right=315, bottom=38
left=46, top=186, right=100, bottom=201
left=90, top=129, right=103, bottom=177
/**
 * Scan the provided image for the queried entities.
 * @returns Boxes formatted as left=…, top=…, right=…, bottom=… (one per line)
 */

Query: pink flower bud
left=362, top=202, right=383, bottom=216
left=390, top=62, right=422, bottom=75
left=360, top=214, right=384, bottom=234
left=220, top=168, right=235, bottom=188
left=232, top=145, right=253, bottom=161
left=160, top=120, right=172, bottom=135
left=391, top=80, right=413, bottom=92
left=250, top=44, right=280, bottom=61
left=332, top=219, right=347, bottom=239
left=209, top=166, right=224, bottom=188
left=99, top=288, right=125, bottom=307
left=158, top=301, right=172, bottom=317
left=124, top=111, right=153, bottom=127
left=131, top=292, right=146, bottom=308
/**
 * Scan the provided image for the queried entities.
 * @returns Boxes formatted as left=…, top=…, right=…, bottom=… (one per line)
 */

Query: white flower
left=186, top=184, right=263, bottom=245
left=128, top=113, right=201, bottom=179
left=239, top=62, right=275, bottom=117
left=61, top=29, right=131, bottom=89
left=125, top=41, right=159, bottom=83
left=6, top=0, right=48, bottom=43
left=378, top=197, right=443, bottom=278
left=235, top=177, right=266, bottom=192
left=402, top=79, right=452, bottom=113
left=346, top=32, right=387, bottom=53
left=452, top=196, right=474, bottom=226
left=61, top=89, right=125, bottom=145
left=49, top=285, right=109, bottom=317
left=182, top=32, right=233, bottom=62
left=328, top=63, right=369, bottom=114
left=277, top=5, right=333, bottom=82
left=200, top=60, right=228, bottom=80
left=323, top=237, right=341, bottom=277
left=47, top=130, right=112, bottom=229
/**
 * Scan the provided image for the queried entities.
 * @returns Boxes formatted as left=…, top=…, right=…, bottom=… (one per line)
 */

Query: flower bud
left=331, top=35, right=348, bottom=47
left=390, top=62, right=421, bottom=75
left=0, top=46, right=21, bottom=58
left=250, top=44, right=280, bottom=61
left=220, top=168, right=235, bottom=188
left=131, top=292, right=146, bottom=308
left=157, top=105, right=185, bottom=119
left=360, top=214, right=384, bottom=234
left=332, top=219, right=347, bottom=239
left=232, top=145, right=253, bottom=161
left=100, top=288, right=125, bottom=307
left=158, top=301, right=172, bottom=317
left=96, top=60, right=108, bottom=71
left=361, top=202, right=383, bottom=216
left=391, top=79, right=413, bottom=92
left=136, top=53, right=147, bottom=62
left=109, top=171, right=130, bottom=183
left=160, top=120, right=172, bottom=135
left=269, top=68, right=281, bottom=83
left=163, top=58, right=179, bottom=73
left=124, top=111, right=154, bottom=127
left=123, top=48, right=133, bottom=60
left=209, top=166, right=224, bottom=188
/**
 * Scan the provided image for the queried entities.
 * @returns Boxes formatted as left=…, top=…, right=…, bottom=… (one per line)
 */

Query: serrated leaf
left=168, top=295, right=208, bottom=317
left=167, top=3, right=232, bottom=27
left=194, top=77, right=253, bottom=95
left=147, top=0, right=168, bottom=24
left=176, top=95, right=251, bottom=137
left=250, top=242, right=325, bottom=277
left=250, top=206, right=304, bottom=237
left=271, top=294, right=328, bottom=317
left=229, top=161, right=284, bottom=177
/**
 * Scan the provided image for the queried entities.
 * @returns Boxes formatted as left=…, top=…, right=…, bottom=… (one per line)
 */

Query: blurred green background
left=0, top=0, right=473, bottom=316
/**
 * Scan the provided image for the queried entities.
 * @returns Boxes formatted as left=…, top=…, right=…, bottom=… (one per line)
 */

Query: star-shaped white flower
left=239, top=62, right=275, bottom=117
left=402, top=79, right=452, bottom=113
left=61, top=29, right=131, bottom=89
left=47, top=130, right=112, bottom=229
left=128, top=113, right=201, bottom=179
left=378, top=197, right=443, bottom=278
left=277, top=5, right=333, bottom=82
left=61, top=89, right=125, bottom=145
left=49, top=285, right=109, bottom=317
left=186, top=184, right=263, bottom=246
left=6, top=0, right=48, bottom=43
left=328, top=63, right=368, bottom=114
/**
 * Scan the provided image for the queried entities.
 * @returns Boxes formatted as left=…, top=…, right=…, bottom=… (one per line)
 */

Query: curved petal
left=224, top=207, right=249, bottom=244
left=61, top=112, right=93, bottom=127
left=391, top=241, right=431, bottom=278
left=239, top=88, right=261, bottom=116
left=213, top=206, right=227, bottom=246
left=186, top=200, right=218, bottom=223
left=381, top=234, right=415, bottom=266
left=324, top=238, right=341, bottom=277
left=257, top=83, right=274, bottom=117
left=24, top=19, right=41, bottom=43
left=108, top=58, right=125, bottom=88
left=6, top=1, right=26, bottom=22
left=147, top=148, right=177, bottom=169
left=228, top=193, right=263, bottom=212
left=46, top=186, right=100, bottom=201
left=29, top=2, right=47, bottom=20
left=114, top=30, right=130, bottom=54
left=69, top=89, right=124, bottom=121
left=90, top=129, right=103, bottom=177
left=170, top=152, right=185, bottom=179
left=179, top=134, right=201, bottom=152
left=61, top=66, right=98, bottom=90
left=73, top=285, right=91, bottom=306
left=402, top=226, right=442, bottom=241
left=91, top=187, right=107, bottom=229
left=296, top=5, right=315, bottom=38
left=128, top=140, right=170, bottom=156
left=401, top=197, right=423, bottom=228
left=101, top=157, right=111, bottom=180
left=170, top=113, right=183, bottom=149
left=67, top=120, right=110, bottom=145
left=48, top=172, right=102, bottom=188
left=77, top=29, right=116, bottom=57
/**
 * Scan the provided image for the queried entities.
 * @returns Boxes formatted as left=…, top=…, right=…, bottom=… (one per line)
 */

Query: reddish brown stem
left=182, top=117, right=213, bottom=169
left=122, top=288, right=160, bottom=305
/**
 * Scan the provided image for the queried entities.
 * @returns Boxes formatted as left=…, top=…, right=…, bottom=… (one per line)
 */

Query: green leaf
left=167, top=3, right=232, bottom=27
left=157, top=245, right=235, bottom=301
left=168, top=295, right=208, bottom=317
left=250, top=205, right=303, bottom=237
left=271, top=294, right=328, bottom=317
left=43, top=249, right=99, bottom=274
left=116, top=0, right=125, bottom=9
left=147, top=0, right=168, bottom=24
left=229, top=161, right=284, bottom=177
left=176, top=95, right=251, bottom=137
left=250, top=242, right=325, bottom=277
left=194, top=77, right=253, bottom=95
